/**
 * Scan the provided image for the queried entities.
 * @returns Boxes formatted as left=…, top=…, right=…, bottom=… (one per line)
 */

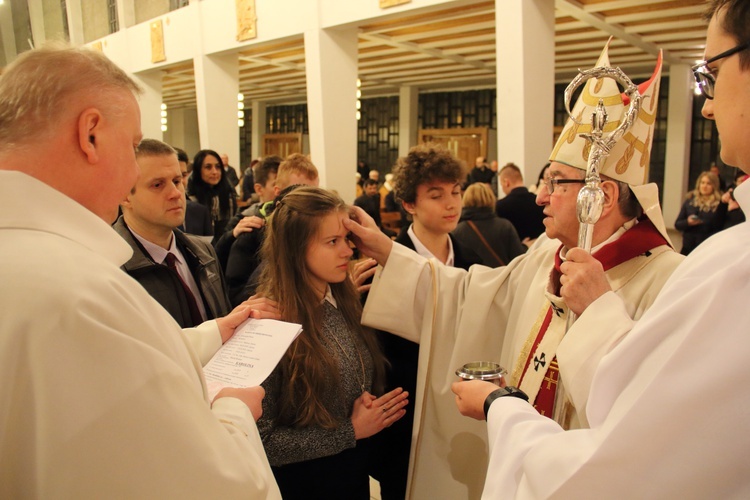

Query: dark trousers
left=367, top=334, right=419, bottom=500
left=272, top=445, right=370, bottom=500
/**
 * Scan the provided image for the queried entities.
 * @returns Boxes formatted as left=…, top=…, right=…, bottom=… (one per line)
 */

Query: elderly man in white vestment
left=0, top=44, right=281, bottom=498
left=450, top=1, right=750, bottom=497
left=345, top=44, right=683, bottom=499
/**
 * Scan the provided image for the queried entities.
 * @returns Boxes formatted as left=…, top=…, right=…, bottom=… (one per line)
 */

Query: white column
left=398, top=85, right=419, bottom=157
left=28, top=0, right=45, bottom=47
left=0, top=1, right=17, bottom=64
left=495, top=0, right=555, bottom=184
left=194, top=53, right=240, bottom=175
left=304, top=25, right=359, bottom=202
left=116, top=0, right=136, bottom=30
left=132, top=72, right=164, bottom=141
left=65, top=0, right=84, bottom=45
left=662, top=64, right=694, bottom=229
left=167, top=108, right=201, bottom=157
left=251, top=100, right=267, bottom=160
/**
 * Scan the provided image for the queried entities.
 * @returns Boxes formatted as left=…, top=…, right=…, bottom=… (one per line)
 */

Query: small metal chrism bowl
left=455, top=361, right=507, bottom=387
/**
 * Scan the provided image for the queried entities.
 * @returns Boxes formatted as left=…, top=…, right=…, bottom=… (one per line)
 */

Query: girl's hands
left=351, top=387, right=409, bottom=440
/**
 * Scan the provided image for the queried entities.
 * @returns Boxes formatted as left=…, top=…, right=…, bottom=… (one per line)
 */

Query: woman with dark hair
left=188, top=149, right=238, bottom=242
left=675, top=171, right=728, bottom=255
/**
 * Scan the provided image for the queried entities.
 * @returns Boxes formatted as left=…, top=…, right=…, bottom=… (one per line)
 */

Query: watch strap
left=483, top=386, right=529, bottom=420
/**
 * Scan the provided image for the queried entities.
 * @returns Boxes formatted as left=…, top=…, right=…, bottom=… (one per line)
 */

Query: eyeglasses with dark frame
left=543, top=177, right=586, bottom=195
left=692, top=41, right=750, bottom=100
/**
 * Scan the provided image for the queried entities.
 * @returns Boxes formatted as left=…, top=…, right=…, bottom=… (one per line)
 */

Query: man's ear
left=120, top=191, right=133, bottom=210
left=600, top=180, right=620, bottom=217
left=254, top=183, right=264, bottom=195
left=78, top=108, right=103, bottom=164
left=402, top=200, right=416, bottom=215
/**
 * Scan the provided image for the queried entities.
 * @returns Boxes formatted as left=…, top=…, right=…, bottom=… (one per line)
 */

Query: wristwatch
left=483, top=386, right=529, bottom=420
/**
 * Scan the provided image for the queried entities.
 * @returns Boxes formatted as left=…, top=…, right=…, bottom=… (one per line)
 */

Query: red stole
left=518, top=218, right=667, bottom=418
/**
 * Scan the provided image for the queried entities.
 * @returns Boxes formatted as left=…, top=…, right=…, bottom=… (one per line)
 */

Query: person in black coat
left=354, top=179, right=382, bottom=228
left=467, top=156, right=495, bottom=186
left=453, top=183, right=525, bottom=267
left=495, top=162, right=545, bottom=242
left=220, top=153, right=240, bottom=188
left=115, top=139, right=231, bottom=328
left=675, top=171, right=727, bottom=255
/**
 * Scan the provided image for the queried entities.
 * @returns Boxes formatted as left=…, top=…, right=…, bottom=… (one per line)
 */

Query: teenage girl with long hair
left=256, top=186, right=408, bottom=499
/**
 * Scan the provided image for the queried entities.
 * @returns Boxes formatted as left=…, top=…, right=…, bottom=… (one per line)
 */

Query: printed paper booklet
left=203, top=318, right=302, bottom=400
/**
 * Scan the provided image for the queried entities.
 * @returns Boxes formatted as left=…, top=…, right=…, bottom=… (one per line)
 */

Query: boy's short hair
left=499, top=162, right=524, bottom=183
left=276, top=153, right=319, bottom=188
left=362, top=179, right=378, bottom=188
left=393, top=143, right=466, bottom=204
left=253, top=155, right=282, bottom=187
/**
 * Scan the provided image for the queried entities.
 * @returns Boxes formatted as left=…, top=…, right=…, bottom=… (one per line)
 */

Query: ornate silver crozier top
left=563, top=66, right=642, bottom=252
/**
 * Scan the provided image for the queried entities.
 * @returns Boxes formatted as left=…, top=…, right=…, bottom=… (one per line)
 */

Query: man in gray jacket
left=114, top=138, right=231, bottom=327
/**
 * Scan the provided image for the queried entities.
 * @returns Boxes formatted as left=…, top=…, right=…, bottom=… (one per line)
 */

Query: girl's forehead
left=316, top=210, right=348, bottom=234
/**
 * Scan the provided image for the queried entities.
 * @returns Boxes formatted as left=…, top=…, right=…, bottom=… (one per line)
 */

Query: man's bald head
left=0, top=42, right=144, bottom=222
left=0, top=42, right=142, bottom=153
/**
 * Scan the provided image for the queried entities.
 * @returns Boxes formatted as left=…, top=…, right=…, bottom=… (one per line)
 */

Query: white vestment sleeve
left=484, top=398, right=564, bottom=499
left=362, top=242, right=436, bottom=343
left=0, top=171, right=281, bottom=499
left=183, top=319, right=223, bottom=366
left=477, top=220, right=750, bottom=499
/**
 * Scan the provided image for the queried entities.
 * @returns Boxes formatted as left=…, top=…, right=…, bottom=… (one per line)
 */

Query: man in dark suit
left=220, top=153, right=240, bottom=188
left=115, top=139, right=231, bottom=327
left=354, top=179, right=382, bottom=226
left=495, top=162, right=545, bottom=243
left=468, top=156, right=495, bottom=187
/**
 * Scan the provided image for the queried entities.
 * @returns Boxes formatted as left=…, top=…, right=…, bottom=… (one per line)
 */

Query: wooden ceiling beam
left=239, top=55, right=305, bottom=72
left=359, top=31, right=491, bottom=71
left=360, top=1, right=494, bottom=32
left=555, top=0, right=681, bottom=64
left=605, top=5, right=705, bottom=24
left=579, top=0, right=680, bottom=13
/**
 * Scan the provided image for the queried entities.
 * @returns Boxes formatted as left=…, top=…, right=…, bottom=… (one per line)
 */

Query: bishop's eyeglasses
left=543, top=177, right=586, bottom=195
left=692, top=41, right=750, bottom=100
